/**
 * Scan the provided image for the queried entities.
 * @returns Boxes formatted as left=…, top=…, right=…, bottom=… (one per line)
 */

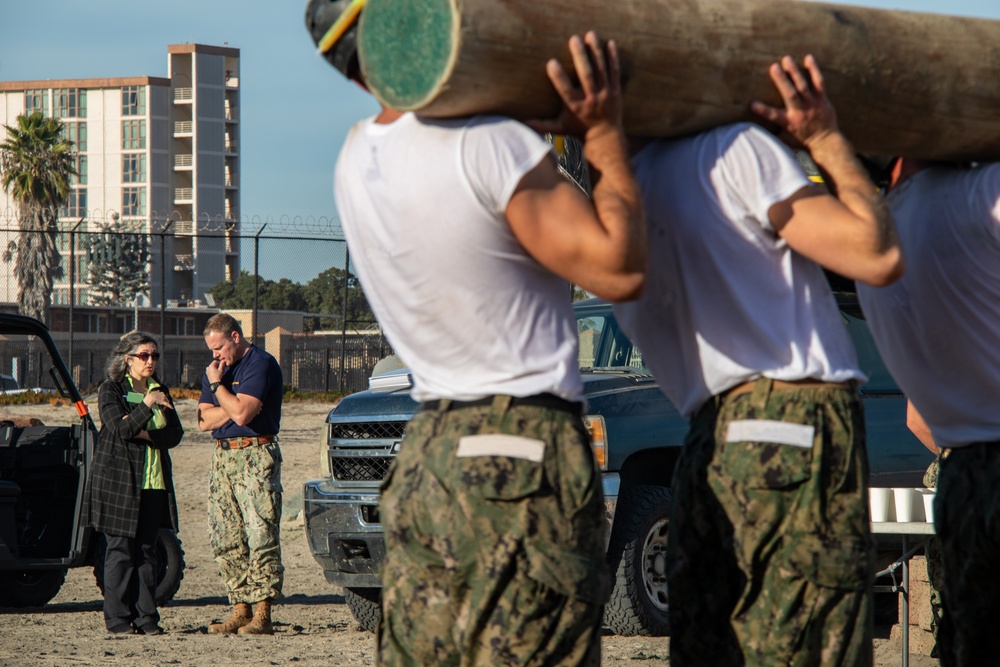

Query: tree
left=0, top=112, right=75, bottom=324
left=303, top=266, right=374, bottom=330
left=207, top=271, right=309, bottom=312
left=84, top=214, right=151, bottom=306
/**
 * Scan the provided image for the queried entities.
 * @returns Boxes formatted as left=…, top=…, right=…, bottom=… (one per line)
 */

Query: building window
left=122, top=86, right=146, bottom=116
left=24, top=89, right=48, bottom=115
left=70, top=155, right=87, bottom=186
left=60, top=189, right=87, bottom=218
left=122, top=187, right=146, bottom=216
left=122, top=154, right=146, bottom=183
left=85, top=313, right=106, bottom=333
left=122, top=120, right=146, bottom=150
left=54, top=88, right=86, bottom=118
left=61, top=122, right=87, bottom=152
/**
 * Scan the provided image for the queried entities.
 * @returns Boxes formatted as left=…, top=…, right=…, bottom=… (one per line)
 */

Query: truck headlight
left=583, top=414, right=608, bottom=470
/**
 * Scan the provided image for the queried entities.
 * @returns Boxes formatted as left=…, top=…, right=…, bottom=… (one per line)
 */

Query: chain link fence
left=0, top=209, right=393, bottom=394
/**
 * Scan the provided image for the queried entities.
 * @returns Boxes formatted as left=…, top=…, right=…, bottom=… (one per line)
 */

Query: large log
left=357, top=0, right=1000, bottom=161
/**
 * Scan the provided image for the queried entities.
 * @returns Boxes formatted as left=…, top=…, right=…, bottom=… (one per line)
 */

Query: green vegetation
left=0, top=112, right=76, bottom=325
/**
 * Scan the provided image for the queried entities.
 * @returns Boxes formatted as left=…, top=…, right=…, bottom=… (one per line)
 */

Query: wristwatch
left=209, top=381, right=221, bottom=394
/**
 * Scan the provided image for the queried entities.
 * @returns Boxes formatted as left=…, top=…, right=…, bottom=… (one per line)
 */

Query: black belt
left=422, top=393, right=582, bottom=415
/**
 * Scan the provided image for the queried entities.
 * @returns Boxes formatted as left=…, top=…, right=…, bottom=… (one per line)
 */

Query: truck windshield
left=576, top=306, right=648, bottom=372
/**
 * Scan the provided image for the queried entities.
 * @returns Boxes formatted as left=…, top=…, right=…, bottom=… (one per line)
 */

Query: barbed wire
left=0, top=207, right=346, bottom=239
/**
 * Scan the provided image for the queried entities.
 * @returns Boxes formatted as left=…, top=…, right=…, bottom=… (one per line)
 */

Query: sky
left=1, top=0, right=998, bottom=282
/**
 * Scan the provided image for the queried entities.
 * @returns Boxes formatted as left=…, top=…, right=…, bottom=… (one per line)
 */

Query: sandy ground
left=0, top=398, right=936, bottom=667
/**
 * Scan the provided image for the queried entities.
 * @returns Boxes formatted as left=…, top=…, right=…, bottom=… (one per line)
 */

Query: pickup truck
left=303, top=295, right=932, bottom=635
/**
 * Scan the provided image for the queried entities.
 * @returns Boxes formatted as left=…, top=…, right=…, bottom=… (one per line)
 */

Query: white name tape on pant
left=726, top=420, right=815, bottom=449
left=457, top=434, right=546, bottom=462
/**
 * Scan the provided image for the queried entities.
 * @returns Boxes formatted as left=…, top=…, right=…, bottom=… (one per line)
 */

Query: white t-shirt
left=857, top=164, right=1000, bottom=448
left=334, top=112, right=582, bottom=402
left=615, top=123, right=865, bottom=417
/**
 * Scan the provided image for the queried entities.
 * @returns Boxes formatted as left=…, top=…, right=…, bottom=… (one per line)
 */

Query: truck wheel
left=604, top=484, right=672, bottom=636
left=0, top=569, right=67, bottom=607
left=344, top=587, right=381, bottom=633
left=92, top=529, right=186, bottom=605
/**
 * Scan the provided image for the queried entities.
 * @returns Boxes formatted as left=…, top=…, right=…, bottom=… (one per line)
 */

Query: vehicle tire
left=93, top=529, right=185, bottom=606
left=604, top=484, right=672, bottom=636
left=0, top=569, right=67, bottom=607
left=344, top=586, right=381, bottom=633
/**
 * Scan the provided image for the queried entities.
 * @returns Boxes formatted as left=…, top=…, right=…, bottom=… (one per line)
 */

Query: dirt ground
left=0, top=398, right=936, bottom=666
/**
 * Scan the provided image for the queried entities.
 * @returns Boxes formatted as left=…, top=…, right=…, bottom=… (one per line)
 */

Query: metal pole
left=253, top=224, right=266, bottom=346
left=339, top=244, right=350, bottom=391
left=67, top=218, right=84, bottom=380
left=160, top=221, right=173, bottom=353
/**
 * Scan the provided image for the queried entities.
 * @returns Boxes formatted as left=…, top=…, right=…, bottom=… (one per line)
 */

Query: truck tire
left=344, top=587, right=381, bottom=633
left=0, top=569, right=67, bottom=607
left=604, top=484, right=672, bottom=636
left=93, top=529, right=185, bottom=605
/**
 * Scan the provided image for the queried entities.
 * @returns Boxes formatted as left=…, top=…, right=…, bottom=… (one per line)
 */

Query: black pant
left=103, top=489, right=167, bottom=629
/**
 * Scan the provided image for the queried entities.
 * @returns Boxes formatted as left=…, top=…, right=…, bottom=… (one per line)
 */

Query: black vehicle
left=0, top=313, right=184, bottom=608
left=304, top=296, right=933, bottom=635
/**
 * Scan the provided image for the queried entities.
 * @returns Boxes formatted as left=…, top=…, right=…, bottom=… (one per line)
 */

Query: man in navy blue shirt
left=197, top=313, right=283, bottom=635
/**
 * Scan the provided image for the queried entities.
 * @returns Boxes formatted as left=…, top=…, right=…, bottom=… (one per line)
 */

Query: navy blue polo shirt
left=200, top=344, right=283, bottom=439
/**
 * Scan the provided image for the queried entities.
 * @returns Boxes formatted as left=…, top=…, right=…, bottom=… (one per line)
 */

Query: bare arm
left=906, top=399, right=940, bottom=455
left=197, top=403, right=231, bottom=432
left=752, top=55, right=904, bottom=287
left=514, top=32, right=646, bottom=302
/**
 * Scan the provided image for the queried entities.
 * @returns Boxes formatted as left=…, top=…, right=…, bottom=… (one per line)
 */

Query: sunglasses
left=130, top=352, right=161, bottom=362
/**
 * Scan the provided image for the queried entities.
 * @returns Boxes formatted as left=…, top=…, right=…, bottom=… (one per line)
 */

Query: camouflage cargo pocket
left=524, top=537, right=610, bottom=603
left=719, top=419, right=814, bottom=489
left=455, top=434, right=545, bottom=500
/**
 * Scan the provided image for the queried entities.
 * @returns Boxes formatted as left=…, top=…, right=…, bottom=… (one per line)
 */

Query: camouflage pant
left=934, top=441, right=1000, bottom=667
left=922, top=457, right=943, bottom=653
left=208, top=440, right=284, bottom=604
left=667, top=378, right=874, bottom=667
left=377, top=395, right=610, bottom=667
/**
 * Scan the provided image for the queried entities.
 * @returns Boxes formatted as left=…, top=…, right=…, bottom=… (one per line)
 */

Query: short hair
left=204, top=313, right=244, bottom=338
left=105, top=331, right=160, bottom=383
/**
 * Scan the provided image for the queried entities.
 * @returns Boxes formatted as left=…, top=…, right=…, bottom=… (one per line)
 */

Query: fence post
left=324, top=347, right=330, bottom=393
left=159, top=221, right=173, bottom=356
left=339, top=244, right=350, bottom=391
left=67, top=218, right=84, bottom=381
left=253, top=224, right=267, bottom=346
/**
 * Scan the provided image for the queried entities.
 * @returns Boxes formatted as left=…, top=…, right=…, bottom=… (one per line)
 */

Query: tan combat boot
left=237, top=599, right=273, bottom=635
left=208, top=602, right=252, bottom=634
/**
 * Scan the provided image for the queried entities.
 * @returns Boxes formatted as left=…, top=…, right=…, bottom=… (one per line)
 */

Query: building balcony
left=173, top=254, right=194, bottom=271
left=174, top=87, right=193, bottom=103
left=174, top=120, right=192, bottom=135
left=174, top=188, right=193, bottom=204
left=224, top=141, right=238, bottom=154
left=225, top=76, right=239, bottom=88
left=174, top=154, right=193, bottom=170
left=174, top=220, right=195, bottom=235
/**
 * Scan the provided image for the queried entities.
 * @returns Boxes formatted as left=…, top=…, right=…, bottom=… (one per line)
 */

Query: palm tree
left=0, top=111, right=75, bottom=324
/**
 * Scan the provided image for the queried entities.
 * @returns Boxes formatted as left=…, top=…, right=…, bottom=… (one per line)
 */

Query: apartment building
left=0, top=43, right=240, bottom=311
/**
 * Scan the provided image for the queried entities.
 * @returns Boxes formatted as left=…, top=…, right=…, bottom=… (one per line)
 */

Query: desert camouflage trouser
left=377, top=395, right=610, bottom=667
left=922, top=457, right=943, bottom=654
left=209, top=440, right=284, bottom=604
left=667, top=378, right=874, bottom=667
left=934, top=441, right=1000, bottom=667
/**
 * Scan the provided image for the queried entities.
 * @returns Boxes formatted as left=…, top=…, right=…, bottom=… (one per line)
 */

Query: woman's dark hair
left=104, top=331, right=160, bottom=383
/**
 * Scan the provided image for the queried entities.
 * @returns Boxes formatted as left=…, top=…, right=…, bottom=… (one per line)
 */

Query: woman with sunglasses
left=90, top=331, right=183, bottom=635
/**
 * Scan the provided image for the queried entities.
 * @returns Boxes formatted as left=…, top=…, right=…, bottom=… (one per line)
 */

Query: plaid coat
left=89, top=379, right=184, bottom=537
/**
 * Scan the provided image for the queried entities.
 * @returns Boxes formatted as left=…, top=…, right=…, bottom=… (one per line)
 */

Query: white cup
left=893, top=487, right=915, bottom=522
left=920, top=488, right=935, bottom=523
left=870, top=487, right=892, bottom=522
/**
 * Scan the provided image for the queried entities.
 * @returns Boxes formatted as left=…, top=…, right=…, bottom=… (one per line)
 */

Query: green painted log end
left=358, top=0, right=457, bottom=111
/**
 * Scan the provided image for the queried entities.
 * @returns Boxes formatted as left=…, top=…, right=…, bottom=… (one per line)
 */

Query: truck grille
left=330, top=421, right=406, bottom=440
left=332, top=454, right=394, bottom=482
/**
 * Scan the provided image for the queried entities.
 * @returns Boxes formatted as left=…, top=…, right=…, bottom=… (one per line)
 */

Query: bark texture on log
left=357, top=0, right=1000, bottom=161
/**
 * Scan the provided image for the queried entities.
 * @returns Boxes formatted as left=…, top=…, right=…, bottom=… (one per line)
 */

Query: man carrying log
left=856, top=157, right=1000, bottom=667
left=305, top=1, right=646, bottom=664
left=609, top=56, right=904, bottom=665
